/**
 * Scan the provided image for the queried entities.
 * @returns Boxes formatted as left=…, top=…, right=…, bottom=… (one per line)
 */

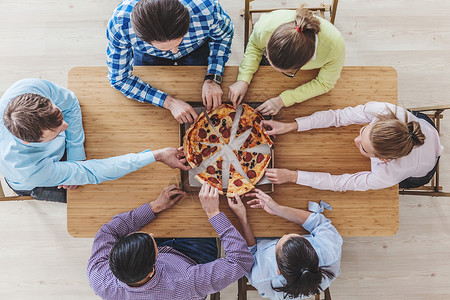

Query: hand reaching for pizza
left=199, top=183, right=221, bottom=219
left=202, top=79, right=223, bottom=112
left=153, top=147, right=191, bottom=171
left=163, top=95, right=198, bottom=124
left=227, top=194, right=247, bottom=221
left=260, top=120, right=298, bottom=136
left=150, top=185, right=187, bottom=213
left=255, top=96, right=285, bottom=115
left=228, top=80, right=249, bottom=108
left=246, top=189, right=280, bottom=216
left=265, top=168, right=298, bottom=184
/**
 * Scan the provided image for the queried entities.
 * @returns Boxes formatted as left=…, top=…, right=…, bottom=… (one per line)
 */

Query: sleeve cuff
left=66, top=146, right=86, bottom=161
left=135, top=203, right=157, bottom=226
left=295, top=117, right=313, bottom=132
left=139, top=150, right=156, bottom=165
left=296, top=170, right=312, bottom=186
left=248, top=244, right=257, bottom=255
left=236, top=73, right=253, bottom=84
left=209, top=212, right=232, bottom=235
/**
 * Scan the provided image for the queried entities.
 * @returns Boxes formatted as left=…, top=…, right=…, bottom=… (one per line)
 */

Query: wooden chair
left=237, top=276, right=332, bottom=300
left=399, top=105, right=450, bottom=197
left=242, top=0, right=339, bottom=49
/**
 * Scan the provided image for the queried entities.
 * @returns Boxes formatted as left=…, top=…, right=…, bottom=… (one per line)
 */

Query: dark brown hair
left=370, top=106, right=426, bottom=160
left=3, top=93, right=63, bottom=142
left=131, top=0, right=190, bottom=43
left=267, top=6, right=321, bottom=70
left=274, top=236, right=334, bottom=298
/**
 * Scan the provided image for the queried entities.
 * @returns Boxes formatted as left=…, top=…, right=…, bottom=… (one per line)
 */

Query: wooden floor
left=0, top=0, right=449, bottom=299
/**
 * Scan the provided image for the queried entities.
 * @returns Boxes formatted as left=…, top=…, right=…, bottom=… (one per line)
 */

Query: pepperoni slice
left=229, top=112, right=236, bottom=120
left=219, top=126, right=226, bottom=134
left=202, top=147, right=211, bottom=156
left=243, top=152, right=252, bottom=162
left=251, top=126, right=257, bottom=134
left=247, top=170, right=256, bottom=179
left=209, top=177, right=219, bottom=184
left=210, top=114, right=220, bottom=126
left=198, top=128, right=207, bottom=139
left=210, top=146, right=217, bottom=152
left=257, top=153, right=264, bottom=163
left=222, top=128, right=231, bottom=138
left=206, top=166, right=216, bottom=174
left=217, top=160, right=222, bottom=169
left=194, top=154, right=203, bottom=165
left=234, top=179, right=243, bottom=187
left=209, top=135, right=218, bottom=143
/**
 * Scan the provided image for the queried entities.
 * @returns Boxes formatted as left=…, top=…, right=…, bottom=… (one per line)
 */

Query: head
left=3, top=93, right=68, bottom=143
left=354, top=106, right=426, bottom=160
left=109, top=232, right=158, bottom=286
left=274, top=234, right=334, bottom=298
left=266, top=6, right=321, bottom=74
left=131, top=0, right=190, bottom=53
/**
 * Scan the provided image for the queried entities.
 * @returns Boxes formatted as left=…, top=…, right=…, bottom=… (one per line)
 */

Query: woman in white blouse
left=261, top=101, right=443, bottom=191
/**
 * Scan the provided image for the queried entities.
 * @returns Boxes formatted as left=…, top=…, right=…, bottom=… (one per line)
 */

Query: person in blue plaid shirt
left=107, top=0, right=234, bottom=124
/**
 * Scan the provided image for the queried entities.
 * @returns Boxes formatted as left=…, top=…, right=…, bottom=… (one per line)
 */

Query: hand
left=150, top=185, right=186, bottom=213
left=153, top=147, right=191, bottom=171
left=245, top=189, right=281, bottom=215
left=265, top=168, right=298, bottom=184
left=260, top=119, right=297, bottom=135
left=255, top=96, right=284, bottom=115
left=227, top=194, right=247, bottom=221
left=199, top=183, right=220, bottom=219
left=163, top=95, right=198, bottom=124
left=202, top=79, right=223, bottom=112
left=57, top=185, right=79, bottom=190
left=228, top=81, right=249, bottom=108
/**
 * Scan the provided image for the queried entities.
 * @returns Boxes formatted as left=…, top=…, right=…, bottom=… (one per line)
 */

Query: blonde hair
left=370, top=106, right=425, bottom=160
left=267, top=6, right=321, bottom=70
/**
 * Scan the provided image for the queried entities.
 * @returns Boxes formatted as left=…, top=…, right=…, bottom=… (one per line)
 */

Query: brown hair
left=131, top=0, right=190, bottom=43
left=370, top=106, right=426, bottom=160
left=267, top=6, right=321, bottom=70
left=3, top=93, right=63, bottom=142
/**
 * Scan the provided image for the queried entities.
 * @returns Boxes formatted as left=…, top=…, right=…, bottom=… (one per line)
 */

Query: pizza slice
left=234, top=150, right=271, bottom=185
left=208, top=104, right=236, bottom=144
left=185, top=112, right=222, bottom=145
left=185, top=143, right=221, bottom=168
left=234, top=103, right=264, bottom=141
left=226, top=165, right=254, bottom=197
left=195, top=157, right=224, bottom=194
left=240, top=121, right=273, bottom=150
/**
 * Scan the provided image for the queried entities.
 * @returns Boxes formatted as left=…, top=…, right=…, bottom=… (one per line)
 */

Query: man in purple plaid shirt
left=87, top=183, right=253, bottom=299
left=107, top=0, right=234, bottom=124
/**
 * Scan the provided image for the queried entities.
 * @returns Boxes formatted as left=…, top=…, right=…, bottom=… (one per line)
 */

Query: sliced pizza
left=234, top=150, right=271, bottom=185
left=208, top=104, right=236, bottom=144
left=195, top=158, right=224, bottom=194
left=234, top=103, right=264, bottom=141
left=226, top=165, right=254, bottom=197
left=240, top=121, right=273, bottom=150
left=185, top=143, right=221, bottom=168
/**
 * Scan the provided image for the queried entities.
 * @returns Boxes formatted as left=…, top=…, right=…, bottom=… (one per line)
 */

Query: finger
left=246, top=199, right=260, bottom=206
left=213, top=187, right=219, bottom=198
left=179, top=115, right=187, bottom=124
left=200, top=183, right=206, bottom=194
left=172, top=194, right=185, bottom=203
left=237, top=94, right=244, bottom=106
left=191, top=109, right=198, bottom=120
left=179, top=164, right=191, bottom=171
left=179, top=158, right=187, bottom=164
left=244, top=192, right=257, bottom=198
left=234, top=194, right=242, bottom=204
left=176, top=115, right=183, bottom=124
left=255, top=103, right=264, bottom=112
left=185, top=111, right=194, bottom=124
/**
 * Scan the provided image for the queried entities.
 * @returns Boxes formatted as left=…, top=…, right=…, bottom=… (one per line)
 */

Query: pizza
left=183, top=103, right=273, bottom=196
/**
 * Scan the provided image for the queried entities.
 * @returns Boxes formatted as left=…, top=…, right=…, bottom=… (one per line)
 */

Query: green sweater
left=237, top=10, right=345, bottom=107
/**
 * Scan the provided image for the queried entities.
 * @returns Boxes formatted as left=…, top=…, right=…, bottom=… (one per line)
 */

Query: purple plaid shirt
left=87, top=204, right=253, bottom=300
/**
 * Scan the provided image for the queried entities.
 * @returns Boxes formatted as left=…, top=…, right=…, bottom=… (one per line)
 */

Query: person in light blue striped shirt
left=0, top=78, right=190, bottom=202
left=107, top=0, right=234, bottom=124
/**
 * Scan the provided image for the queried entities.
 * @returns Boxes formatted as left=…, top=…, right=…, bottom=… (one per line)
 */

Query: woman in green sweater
left=229, top=7, right=345, bottom=115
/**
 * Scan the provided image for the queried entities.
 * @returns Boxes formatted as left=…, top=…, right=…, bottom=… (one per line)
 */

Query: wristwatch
left=204, top=74, right=223, bottom=85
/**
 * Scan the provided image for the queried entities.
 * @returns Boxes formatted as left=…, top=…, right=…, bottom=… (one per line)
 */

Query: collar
left=119, top=262, right=164, bottom=292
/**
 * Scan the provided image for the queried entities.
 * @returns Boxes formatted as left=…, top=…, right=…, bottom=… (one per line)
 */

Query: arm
left=280, top=36, right=345, bottom=107
left=106, top=17, right=167, bottom=107
left=44, top=80, right=86, bottom=161
left=227, top=195, right=256, bottom=247
left=189, top=184, right=254, bottom=297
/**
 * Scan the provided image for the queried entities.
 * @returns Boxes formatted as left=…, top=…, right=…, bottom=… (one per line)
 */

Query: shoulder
left=316, top=17, right=344, bottom=51
left=1, top=79, right=51, bottom=107
left=183, top=0, right=219, bottom=15
left=108, top=0, right=136, bottom=33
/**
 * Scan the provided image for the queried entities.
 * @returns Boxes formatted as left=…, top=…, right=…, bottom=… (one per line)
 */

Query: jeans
left=154, top=237, right=218, bottom=265
left=399, top=111, right=439, bottom=189
left=133, top=40, right=210, bottom=66
left=8, top=181, right=67, bottom=203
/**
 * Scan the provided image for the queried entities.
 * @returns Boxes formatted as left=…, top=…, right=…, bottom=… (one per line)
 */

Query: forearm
left=236, top=217, right=256, bottom=247
left=275, top=205, right=312, bottom=226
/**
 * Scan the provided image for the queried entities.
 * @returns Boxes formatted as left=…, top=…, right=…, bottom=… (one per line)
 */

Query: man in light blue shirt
left=1, top=78, right=189, bottom=202
left=227, top=189, right=343, bottom=299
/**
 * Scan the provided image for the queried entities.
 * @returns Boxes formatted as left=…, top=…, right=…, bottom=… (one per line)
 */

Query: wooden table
left=67, top=66, right=398, bottom=238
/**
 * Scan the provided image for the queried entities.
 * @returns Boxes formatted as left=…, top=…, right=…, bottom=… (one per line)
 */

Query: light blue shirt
left=247, top=204, right=343, bottom=299
left=0, top=79, right=155, bottom=190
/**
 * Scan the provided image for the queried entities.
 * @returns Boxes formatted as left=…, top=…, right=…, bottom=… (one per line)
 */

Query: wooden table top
left=67, top=66, right=398, bottom=238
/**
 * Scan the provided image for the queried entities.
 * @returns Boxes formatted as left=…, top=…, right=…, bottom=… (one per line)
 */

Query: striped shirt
left=87, top=204, right=253, bottom=300
left=106, top=0, right=234, bottom=107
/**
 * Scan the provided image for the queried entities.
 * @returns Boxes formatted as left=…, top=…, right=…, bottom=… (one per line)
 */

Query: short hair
left=109, top=232, right=157, bottom=285
left=3, top=93, right=63, bottom=142
left=131, top=0, right=190, bottom=43
left=371, top=106, right=426, bottom=160
left=274, top=236, right=334, bottom=298
left=267, top=7, right=321, bottom=70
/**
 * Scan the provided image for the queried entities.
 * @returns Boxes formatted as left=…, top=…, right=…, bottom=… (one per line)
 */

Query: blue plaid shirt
left=107, top=0, right=234, bottom=107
